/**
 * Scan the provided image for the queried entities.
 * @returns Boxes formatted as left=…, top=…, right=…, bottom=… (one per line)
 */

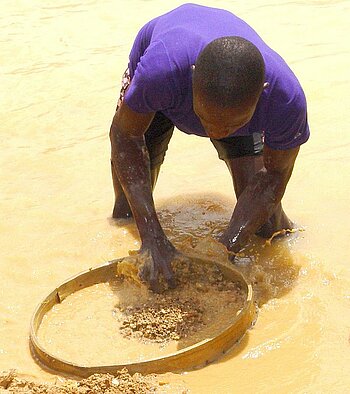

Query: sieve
left=30, top=255, right=256, bottom=377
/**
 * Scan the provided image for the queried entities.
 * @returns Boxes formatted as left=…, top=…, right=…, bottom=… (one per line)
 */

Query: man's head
left=192, top=36, right=265, bottom=139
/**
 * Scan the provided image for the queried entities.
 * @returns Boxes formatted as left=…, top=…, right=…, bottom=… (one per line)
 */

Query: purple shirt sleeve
left=264, top=77, right=310, bottom=150
left=125, top=41, right=177, bottom=113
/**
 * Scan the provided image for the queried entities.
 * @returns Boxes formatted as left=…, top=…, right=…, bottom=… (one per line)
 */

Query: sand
left=117, top=257, right=245, bottom=344
left=0, top=369, right=183, bottom=393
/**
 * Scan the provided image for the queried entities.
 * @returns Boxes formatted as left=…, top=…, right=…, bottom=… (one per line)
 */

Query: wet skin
left=110, top=103, right=176, bottom=292
left=110, top=92, right=298, bottom=291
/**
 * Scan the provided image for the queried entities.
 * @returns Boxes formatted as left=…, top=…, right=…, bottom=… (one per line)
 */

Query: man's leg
left=112, top=112, right=174, bottom=219
left=211, top=133, right=292, bottom=238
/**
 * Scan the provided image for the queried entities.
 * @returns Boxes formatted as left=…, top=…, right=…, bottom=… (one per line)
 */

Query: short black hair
left=193, top=36, right=265, bottom=108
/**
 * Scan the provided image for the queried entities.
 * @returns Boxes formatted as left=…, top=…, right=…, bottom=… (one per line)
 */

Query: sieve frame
left=30, top=255, right=256, bottom=377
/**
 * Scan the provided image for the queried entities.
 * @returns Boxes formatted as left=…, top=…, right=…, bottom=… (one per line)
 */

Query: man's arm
left=110, top=101, right=176, bottom=291
left=219, top=144, right=300, bottom=253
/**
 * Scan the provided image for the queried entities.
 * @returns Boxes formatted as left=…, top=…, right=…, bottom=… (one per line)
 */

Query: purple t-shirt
left=125, top=3, right=310, bottom=150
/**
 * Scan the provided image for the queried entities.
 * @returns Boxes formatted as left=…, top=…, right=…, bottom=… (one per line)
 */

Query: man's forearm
left=110, top=123, right=165, bottom=245
left=221, top=168, right=286, bottom=252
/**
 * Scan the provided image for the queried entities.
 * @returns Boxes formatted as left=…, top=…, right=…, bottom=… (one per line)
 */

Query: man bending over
left=110, top=4, right=310, bottom=291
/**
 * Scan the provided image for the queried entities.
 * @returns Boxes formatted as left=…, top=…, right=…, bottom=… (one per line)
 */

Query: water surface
left=1, top=0, right=349, bottom=392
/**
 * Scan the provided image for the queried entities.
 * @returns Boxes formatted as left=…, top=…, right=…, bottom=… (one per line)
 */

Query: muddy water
left=37, top=269, right=245, bottom=365
left=1, top=0, right=349, bottom=392
left=37, top=281, right=181, bottom=365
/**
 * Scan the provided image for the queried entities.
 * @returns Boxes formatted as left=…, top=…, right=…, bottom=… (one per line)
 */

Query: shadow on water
left=109, top=193, right=301, bottom=360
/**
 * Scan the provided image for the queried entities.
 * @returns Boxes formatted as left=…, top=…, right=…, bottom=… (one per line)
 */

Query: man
left=110, top=4, right=309, bottom=291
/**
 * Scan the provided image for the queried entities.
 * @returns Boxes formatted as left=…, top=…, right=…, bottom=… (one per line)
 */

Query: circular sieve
left=30, top=255, right=256, bottom=377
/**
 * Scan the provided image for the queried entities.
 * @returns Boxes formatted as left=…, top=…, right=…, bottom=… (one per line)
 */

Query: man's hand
left=219, top=226, right=250, bottom=255
left=139, top=237, right=178, bottom=292
left=219, top=145, right=300, bottom=254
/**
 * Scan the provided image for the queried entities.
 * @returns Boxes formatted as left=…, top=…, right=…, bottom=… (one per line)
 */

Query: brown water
left=37, top=269, right=245, bottom=365
left=1, top=0, right=350, bottom=392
